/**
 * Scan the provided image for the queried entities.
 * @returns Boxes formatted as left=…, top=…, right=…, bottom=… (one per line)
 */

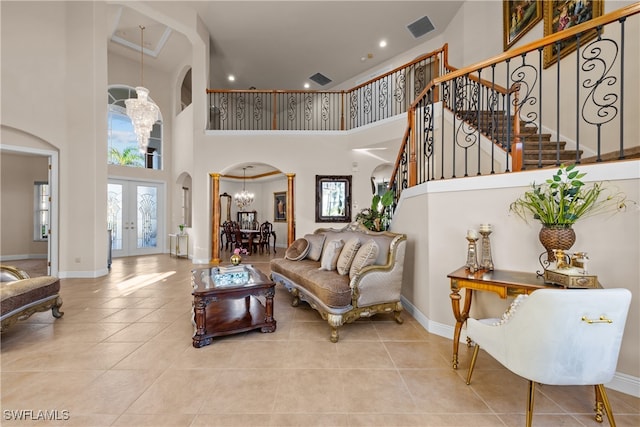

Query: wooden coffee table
left=191, top=264, right=276, bottom=348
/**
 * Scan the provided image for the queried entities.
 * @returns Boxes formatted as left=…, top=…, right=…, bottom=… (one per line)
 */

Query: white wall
left=2, top=1, right=109, bottom=277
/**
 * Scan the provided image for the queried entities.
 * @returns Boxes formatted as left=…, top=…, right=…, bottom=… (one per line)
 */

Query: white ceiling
left=107, top=1, right=464, bottom=177
left=108, top=1, right=463, bottom=89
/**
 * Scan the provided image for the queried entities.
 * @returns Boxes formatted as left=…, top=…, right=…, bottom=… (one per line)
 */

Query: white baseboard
left=0, top=254, right=47, bottom=261
left=400, top=296, right=640, bottom=398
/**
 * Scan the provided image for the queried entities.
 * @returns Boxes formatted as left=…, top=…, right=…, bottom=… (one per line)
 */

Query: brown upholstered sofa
left=0, top=265, right=63, bottom=332
left=270, top=224, right=407, bottom=342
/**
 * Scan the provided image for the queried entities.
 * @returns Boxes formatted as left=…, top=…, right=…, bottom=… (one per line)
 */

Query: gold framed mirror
left=220, top=192, right=232, bottom=223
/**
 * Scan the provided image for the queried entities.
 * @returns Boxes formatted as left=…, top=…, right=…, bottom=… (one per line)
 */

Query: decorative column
left=210, top=173, right=221, bottom=264
left=286, top=173, right=295, bottom=246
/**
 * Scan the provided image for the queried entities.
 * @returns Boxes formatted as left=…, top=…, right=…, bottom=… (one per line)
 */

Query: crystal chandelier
left=235, top=167, right=254, bottom=210
left=125, top=25, right=159, bottom=154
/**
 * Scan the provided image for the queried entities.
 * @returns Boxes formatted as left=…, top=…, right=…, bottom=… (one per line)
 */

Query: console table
left=446, top=266, right=601, bottom=369
left=169, top=233, right=189, bottom=258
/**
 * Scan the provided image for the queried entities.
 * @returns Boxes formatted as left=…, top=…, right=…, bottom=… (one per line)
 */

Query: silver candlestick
left=465, top=230, right=479, bottom=273
left=479, top=224, right=494, bottom=271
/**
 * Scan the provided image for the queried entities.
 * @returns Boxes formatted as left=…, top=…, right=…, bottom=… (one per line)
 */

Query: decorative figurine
left=479, top=224, right=494, bottom=271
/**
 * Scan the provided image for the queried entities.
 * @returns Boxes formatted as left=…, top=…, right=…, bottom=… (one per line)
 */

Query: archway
left=210, top=162, right=295, bottom=263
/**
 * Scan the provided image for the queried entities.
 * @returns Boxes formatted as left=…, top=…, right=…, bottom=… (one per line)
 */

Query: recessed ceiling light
left=379, top=40, right=387, bottom=48
left=228, top=75, right=235, bottom=82
left=304, top=83, right=310, bottom=89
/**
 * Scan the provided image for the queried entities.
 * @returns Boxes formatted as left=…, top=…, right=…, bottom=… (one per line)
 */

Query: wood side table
left=191, top=264, right=276, bottom=348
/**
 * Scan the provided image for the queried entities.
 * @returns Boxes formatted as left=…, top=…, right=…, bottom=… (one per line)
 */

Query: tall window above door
left=108, top=85, right=163, bottom=170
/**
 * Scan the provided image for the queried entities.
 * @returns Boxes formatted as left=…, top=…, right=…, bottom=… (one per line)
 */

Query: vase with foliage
left=509, top=164, right=628, bottom=261
left=356, top=190, right=394, bottom=231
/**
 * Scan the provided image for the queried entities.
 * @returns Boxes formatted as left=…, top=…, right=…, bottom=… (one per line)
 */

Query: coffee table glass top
left=192, top=264, right=268, bottom=293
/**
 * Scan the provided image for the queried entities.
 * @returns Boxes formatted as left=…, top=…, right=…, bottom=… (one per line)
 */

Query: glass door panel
left=108, top=179, right=163, bottom=257
left=135, top=185, right=158, bottom=252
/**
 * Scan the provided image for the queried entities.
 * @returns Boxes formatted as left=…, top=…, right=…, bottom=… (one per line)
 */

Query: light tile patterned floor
left=1, top=253, right=638, bottom=426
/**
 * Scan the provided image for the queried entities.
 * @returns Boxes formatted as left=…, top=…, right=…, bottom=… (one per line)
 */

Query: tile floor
left=1, top=253, right=639, bottom=426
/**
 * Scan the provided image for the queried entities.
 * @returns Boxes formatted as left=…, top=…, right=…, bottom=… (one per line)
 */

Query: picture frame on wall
left=543, top=0, right=604, bottom=68
left=274, top=191, right=286, bottom=222
left=503, top=0, right=543, bottom=51
left=315, top=175, right=352, bottom=223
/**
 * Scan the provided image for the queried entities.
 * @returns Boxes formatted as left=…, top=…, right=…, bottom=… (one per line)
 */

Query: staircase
left=461, top=110, right=583, bottom=169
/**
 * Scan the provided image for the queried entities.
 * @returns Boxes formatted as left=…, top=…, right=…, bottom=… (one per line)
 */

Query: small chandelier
left=235, top=167, right=254, bottom=210
left=125, top=25, right=159, bottom=154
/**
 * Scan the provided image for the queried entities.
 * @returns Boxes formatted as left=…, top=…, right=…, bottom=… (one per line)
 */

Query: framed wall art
left=503, top=0, right=543, bottom=51
left=274, top=191, right=286, bottom=222
left=543, top=0, right=604, bottom=68
left=315, top=175, right=352, bottom=223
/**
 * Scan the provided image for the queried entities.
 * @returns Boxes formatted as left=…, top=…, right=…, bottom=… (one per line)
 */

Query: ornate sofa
left=270, top=224, right=407, bottom=342
left=0, top=265, right=63, bottom=332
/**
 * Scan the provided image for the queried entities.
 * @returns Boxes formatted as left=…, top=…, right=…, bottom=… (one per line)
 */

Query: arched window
left=180, top=68, right=192, bottom=111
left=108, top=85, right=163, bottom=170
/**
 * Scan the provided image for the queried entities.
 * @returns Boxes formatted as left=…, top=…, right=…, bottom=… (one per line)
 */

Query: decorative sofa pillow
left=285, top=238, right=310, bottom=261
left=349, top=239, right=379, bottom=279
left=319, top=239, right=345, bottom=271
left=304, top=233, right=326, bottom=261
left=336, top=237, right=361, bottom=275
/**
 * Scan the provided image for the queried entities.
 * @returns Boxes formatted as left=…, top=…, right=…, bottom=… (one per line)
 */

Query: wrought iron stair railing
left=389, top=3, right=639, bottom=208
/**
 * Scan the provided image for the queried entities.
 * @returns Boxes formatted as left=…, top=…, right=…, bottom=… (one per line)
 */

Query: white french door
left=108, top=179, right=164, bottom=257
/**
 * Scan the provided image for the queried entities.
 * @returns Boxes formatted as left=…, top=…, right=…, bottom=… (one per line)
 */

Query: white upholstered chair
left=465, top=288, right=632, bottom=427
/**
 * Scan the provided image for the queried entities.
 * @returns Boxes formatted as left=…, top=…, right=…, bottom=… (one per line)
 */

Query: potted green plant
left=509, top=164, right=629, bottom=260
left=356, top=190, right=395, bottom=231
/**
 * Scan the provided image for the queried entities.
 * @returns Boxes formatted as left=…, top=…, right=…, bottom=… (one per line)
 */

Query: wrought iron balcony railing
left=206, top=45, right=448, bottom=131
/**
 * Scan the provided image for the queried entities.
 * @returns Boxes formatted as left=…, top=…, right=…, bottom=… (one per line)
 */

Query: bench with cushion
left=0, top=265, right=63, bottom=332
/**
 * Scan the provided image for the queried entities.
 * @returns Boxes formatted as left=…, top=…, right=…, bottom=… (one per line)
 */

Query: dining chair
left=223, top=221, right=237, bottom=251
left=465, top=288, right=632, bottom=427
left=258, top=221, right=273, bottom=254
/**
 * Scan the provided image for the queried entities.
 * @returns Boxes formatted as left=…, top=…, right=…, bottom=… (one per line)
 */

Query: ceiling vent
left=407, top=15, right=435, bottom=39
left=309, top=72, right=332, bottom=86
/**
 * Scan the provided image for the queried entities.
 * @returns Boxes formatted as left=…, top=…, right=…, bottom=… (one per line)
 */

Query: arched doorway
left=210, top=163, right=295, bottom=263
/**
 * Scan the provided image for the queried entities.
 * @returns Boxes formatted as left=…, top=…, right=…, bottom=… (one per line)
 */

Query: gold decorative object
left=543, top=249, right=597, bottom=288
left=230, top=253, right=242, bottom=266
left=571, top=252, right=589, bottom=273
left=479, top=224, right=494, bottom=271
left=581, top=315, right=613, bottom=324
